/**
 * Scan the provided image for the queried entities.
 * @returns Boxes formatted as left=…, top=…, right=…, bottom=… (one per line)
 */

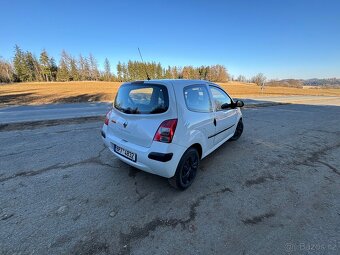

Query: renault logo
left=123, top=122, right=128, bottom=128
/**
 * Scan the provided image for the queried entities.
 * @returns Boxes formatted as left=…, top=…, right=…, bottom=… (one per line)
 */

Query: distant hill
left=266, top=78, right=340, bottom=88
left=302, top=78, right=340, bottom=86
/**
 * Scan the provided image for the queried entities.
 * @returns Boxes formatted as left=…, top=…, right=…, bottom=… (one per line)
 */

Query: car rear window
left=114, top=83, right=169, bottom=114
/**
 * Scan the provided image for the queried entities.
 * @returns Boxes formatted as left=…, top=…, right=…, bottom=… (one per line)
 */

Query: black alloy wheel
left=169, top=148, right=199, bottom=190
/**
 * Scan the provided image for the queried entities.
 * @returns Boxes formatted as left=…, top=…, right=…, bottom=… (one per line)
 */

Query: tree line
left=0, top=46, right=230, bottom=83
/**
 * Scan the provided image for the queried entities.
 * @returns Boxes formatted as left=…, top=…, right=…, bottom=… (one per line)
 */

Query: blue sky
left=1, top=0, right=339, bottom=79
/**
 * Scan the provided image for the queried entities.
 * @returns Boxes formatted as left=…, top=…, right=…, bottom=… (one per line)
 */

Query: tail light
left=153, top=119, right=178, bottom=143
left=104, top=110, right=112, bottom=125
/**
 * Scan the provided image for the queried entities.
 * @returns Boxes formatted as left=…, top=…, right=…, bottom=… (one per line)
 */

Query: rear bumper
left=102, top=129, right=186, bottom=178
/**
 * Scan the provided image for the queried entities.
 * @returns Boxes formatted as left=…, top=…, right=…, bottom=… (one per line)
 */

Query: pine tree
left=83, top=57, right=91, bottom=80
left=13, top=45, right=26, bottom=82
left=127, top=60, right=133, bottom=81
left=172, top=66, right=179, bottom=79
left=78, top=54, right=86, bottom=80
left=156, top=62, right=162, bottom=79
left=89, top=53, right=99, bottom=81
left=25, top=52, right=40, bottom=82
left=164, top=66, right=172, bottom=79
left=117, top=61, right=123, bottom=82
left=56, top=50, right=70, bottom=82
left=69, top=57, right=79, bottom=81
left=39, top=49, right=51, bottom=81
left=33, top=54, right=43, bottom=81
left=122, top=63, right=128, bottom=81
left=182, top=66, right=192, bottom=79
left=78, top=54, right=91, bottom=81
left=104, top=58, right=111, bottom=81
left=50, top=57, right=58, bottom=81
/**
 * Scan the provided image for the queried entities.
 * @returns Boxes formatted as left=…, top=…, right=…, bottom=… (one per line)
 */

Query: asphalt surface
left=1, top=96, right=339, bottom=125
left=0, top=102, right=111, bottom=124
left=0, top=103, right=340, bottom=255
left=245, top=95, right=340, bottom=106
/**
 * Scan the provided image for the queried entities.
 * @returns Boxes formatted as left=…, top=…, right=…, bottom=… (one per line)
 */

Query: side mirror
left=221, top=100, right=244, bottom=109
left=235, top=100, right=244, bottom=108
left=221, top=103, right=231, bottom=109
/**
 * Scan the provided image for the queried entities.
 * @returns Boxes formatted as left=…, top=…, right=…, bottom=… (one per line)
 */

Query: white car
left=102, top=79, right=244, bottom=190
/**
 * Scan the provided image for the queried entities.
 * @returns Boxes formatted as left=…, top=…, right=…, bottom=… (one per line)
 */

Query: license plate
left=113, top=144, right=136, bottom=162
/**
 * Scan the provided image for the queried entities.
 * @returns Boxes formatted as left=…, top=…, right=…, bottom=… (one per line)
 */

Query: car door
left=209, top=85, right=238, bottom=145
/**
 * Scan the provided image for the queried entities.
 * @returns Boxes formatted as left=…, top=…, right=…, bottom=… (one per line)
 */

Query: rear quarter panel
left=171, top=81, right=214, bottom=157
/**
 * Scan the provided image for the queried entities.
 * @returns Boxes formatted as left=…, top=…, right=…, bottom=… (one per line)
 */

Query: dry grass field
left=1, top=81, right=340, bottom=106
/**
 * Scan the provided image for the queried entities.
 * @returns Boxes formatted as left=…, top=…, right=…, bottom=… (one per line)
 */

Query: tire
left=230, top=119, right=243, bottom=141
left=168, top=148, right=199, bottom=190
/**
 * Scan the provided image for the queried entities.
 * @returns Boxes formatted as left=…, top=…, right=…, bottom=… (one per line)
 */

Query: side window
left=209, top=86, right=232, bottom=111
left=184, top=85, right=212, bottom=112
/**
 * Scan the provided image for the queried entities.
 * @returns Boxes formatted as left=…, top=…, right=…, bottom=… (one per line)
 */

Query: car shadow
left=0, top=93, right=37, bottom=106
left=52, top=93, right=107, bottom=104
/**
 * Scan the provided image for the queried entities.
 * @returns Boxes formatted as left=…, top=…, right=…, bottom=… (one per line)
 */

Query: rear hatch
left=107, top=82, right=176, bottom=148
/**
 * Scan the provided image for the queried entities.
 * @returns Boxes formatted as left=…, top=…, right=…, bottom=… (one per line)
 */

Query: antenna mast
left=138, top=48, right=150, bottom=80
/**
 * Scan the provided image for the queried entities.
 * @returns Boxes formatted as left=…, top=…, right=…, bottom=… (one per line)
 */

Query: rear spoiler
left=131, top=80, right=145, bottom=84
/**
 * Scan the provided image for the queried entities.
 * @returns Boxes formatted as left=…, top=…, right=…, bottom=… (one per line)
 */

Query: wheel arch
left=189, top=143, right=203, bottom=159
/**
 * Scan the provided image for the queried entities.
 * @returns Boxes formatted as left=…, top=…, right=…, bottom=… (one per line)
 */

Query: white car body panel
left=102, top=79, right=242, bottom=178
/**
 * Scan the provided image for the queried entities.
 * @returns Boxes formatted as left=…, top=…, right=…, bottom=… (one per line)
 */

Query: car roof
left=130, top=79, right=219, bottom=87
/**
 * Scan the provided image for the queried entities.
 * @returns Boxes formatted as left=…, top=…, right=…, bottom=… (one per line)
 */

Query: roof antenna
left=138, top=47, right=150, bottom=80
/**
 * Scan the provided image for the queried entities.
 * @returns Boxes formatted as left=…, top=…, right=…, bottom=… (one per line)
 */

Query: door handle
left=213, top=118, right=217, bottom=126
